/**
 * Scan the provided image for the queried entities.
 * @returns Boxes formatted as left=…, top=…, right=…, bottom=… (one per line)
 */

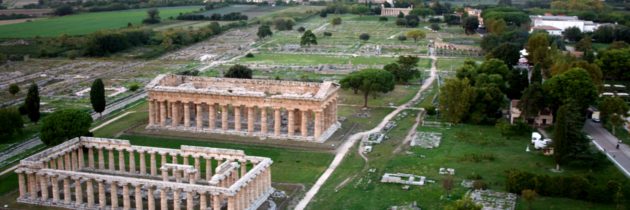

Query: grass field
left=240, top=53, right=398, bottom=66
left=308, top=116, right=624, bottom=209
left=0, top=6, right=203, bottom=38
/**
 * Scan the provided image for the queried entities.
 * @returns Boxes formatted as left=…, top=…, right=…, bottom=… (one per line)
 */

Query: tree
left=339, top=69, right=395, bottom=107
left=563, top=26, right=583, bottom=42
left=486, top=43, right=520, bottom=67
left=575, top=35, right=592, bottom=52
left=352, top=5, right=369, bottom=16
left=397, top=11, right=404, bottom=18
left=526, top=33, right=552, bottom=72
left=54, top=5, right=74, bottom=16
left=8, top=84, right=19, bottom=96
left=359, top=33, right=370, bottom=42
left=0, top=108, right=23, bottom=141
left=442, top=175, right=454, bottom=197
left=596, top=48, right=630, bottom=80
left=405, top=29, right=426, bottom=42
left=40, top=109, right=92, bottom=146
left=143, top=9, right=161, bottom=24
left=397, top=35, right=407, bottom=42
left=257, top=25, right=273, bottom=39
left=600, top=97, right=629, bottom=135
left=430, top=23, right=441, bottom=31
left=521, top=189, right=537, bottom=210
left=24, top=83, right=40, bottom=123
left=519, top=83, right=546, bottom=120
left=384, top=56, right=421, bottom=84
left=462, top=16, right=479, bottom=35
left=445, top=196, right=482, bottom=210
left=300, top=30, right=317, bottom=47
left=330, top=17, right=342, bottom=26
left=439, top=78, right=475, bottom=124
left=543, top=68, right=597, bottom=112
left=487, top=19, right=506, bottom=35
left=224, top=64, right=252, bottom=79
left=273, top=18, right=294, bottom=31
left=593, top=25, right=615, bottom=43
left=319, top=10, right=328, bottom=18
left=552, top=103, right=583, bottom=169
left=90, top=79, right=106, bottom=117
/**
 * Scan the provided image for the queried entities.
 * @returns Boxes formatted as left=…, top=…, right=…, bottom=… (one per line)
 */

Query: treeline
left=506, top=170, right=629, bottom=204
left=0, top=14, right=34, bottom=20
left=177, top=12, right=248, bottom=21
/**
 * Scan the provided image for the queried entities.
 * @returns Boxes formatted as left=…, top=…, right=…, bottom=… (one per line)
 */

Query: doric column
left=74, top=177, right=83, bottom=206
left=160, top=187, right=168, bottom=210
left=241, top=161, right=247, bottom=178
left=129, top=149, right=136, bottom=174
left=260, top=108, right=268, bottom=135
left=50, top=159, right=56, bottom=169
left=196, top=103, right=203, bottom=129
left=135, top=185, right=143, bottom=210
left=88, top=147, right=95, bottom=168
left=140, top=151, right=147, bottom=175
left=98, top=180, right=106, bottom=209
left=301, top=110, right=308, bottom=137
left=39, top=174, right=48, bottom=201
left=221, top=105, right=228, bottom=131
left=119, top=149, right=126, bottom=173
left=160, top=101, right=167, bottom=126
left=98, top=147, right=105, bottom=170
left=18, top=172, right=26, bottom=199
left=149, top=100, right=156, bottom=126
left=52, top=175, right=60, bottom=203
left=274, top=108, right=281, bottom=136
left=148, top=186, right=156, bottom=210
left=123, top=183, right=131, bottom=210
left=248, top=106, right=255, bottom=135
left=314, top=111, right=322, bottom=140
left=63, top=177, right=71, bottom=205
left=205, top=157, right=213, bottom=180
left=64, top=152, right=71, bottom=170
left=151, top=152, right=158, bottom=176
left=212, top=194, right=220, bottom=210
left=234, top=105, right=241, bottom=132
left=208, top=104, right=216, bottom=130
left=186, top=191, right=194, bottom=210
left=173, top=188, right=181, bottom=210
left=288, top=109, right=295, bottom=136
left=172, top=102, right=180, bottom=127
left=86, top=179, right=94, bottom=208
left=108, top=149, right=115, bottom=171
left=200, top=192, right=208, bottom=210
left=227, top=195, right=235, bottom=210
left=194, top=156, right=201, bottom=180
left=78, top=147, right=84, bottom=169
left=183, top=155, right=189, bottom=166
left=172, top=153, right=178, bottom=164
left=184, top=102, right=191, bottom=127
left=111, top=181, right=119, bottom=209
left=71, top=150, right=78, bottom=171
left=160, top=153, right=167, bottom=169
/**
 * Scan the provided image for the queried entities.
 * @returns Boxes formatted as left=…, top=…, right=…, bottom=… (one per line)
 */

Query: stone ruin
left=410, top=132, right=442, bottom=148
left=469, top=189, right=517, bottom=210
left=380, top=173, right=426, bottom=186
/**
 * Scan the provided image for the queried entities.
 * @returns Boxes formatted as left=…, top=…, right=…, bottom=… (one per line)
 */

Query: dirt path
left=393, top=110, right=424, bottom=154
left=294, top=54, right=438, bottom=210
left=90, top=111, right=136, bottom=132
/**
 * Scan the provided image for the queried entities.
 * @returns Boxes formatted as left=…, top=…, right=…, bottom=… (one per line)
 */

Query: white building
left=529, top=15, right=600, bottom=35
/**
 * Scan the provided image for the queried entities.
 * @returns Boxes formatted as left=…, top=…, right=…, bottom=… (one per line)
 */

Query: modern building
left=529, top=15, right=600, bottom=35
left=15, top=137, right=273, bottom=210
left=145, top=74, right=340, bottom=142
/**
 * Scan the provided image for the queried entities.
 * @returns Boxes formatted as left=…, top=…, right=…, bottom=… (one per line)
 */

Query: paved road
left=294, top=55, right=438, bottom=210
left=583, top=120, right=630, bottom=177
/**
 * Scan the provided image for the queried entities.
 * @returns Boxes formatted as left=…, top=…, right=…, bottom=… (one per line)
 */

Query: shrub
left=8, top=84, right=19, bottom=95
left=225, top=64, right=252, bottom=79
left=359, top=33, right=370, bottom=41
left=41, top=109, right=92, bottom=146
left=245, top=53, right=254, bottom=58
left=323, top=32, right=332, bottom=36
left=379, top=16, right=388, bottom=21
left=129, top=84, right=140, bottom=92
left=425, top=105, right=437, bottom=115
left=0, top=108, right=23, bottom=141
left=297, top=26, right=305, bottom=32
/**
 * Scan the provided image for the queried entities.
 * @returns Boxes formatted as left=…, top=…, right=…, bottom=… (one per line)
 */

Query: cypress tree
left=25, top=83, right=40, bottom=123
left=90, top=79, right=106, bottom=116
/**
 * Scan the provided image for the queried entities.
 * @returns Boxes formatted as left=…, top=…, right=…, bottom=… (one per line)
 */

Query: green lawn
left=0, top=6, right=203, bottom=38
left=339, top=84, right=420, bottom=107
left=308, top=116, right=623, bottom=209
left=240, top=53, right=398, bottom=66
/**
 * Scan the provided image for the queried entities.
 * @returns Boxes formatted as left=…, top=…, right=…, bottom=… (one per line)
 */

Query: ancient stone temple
left=15, top=137, right=273, bottom=210
left=145, top=74, right=341, bottom=142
